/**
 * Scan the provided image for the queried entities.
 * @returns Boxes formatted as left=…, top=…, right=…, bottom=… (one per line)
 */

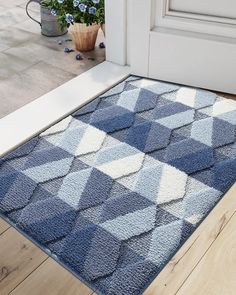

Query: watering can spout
left=26, top=0, right=68, bottom=37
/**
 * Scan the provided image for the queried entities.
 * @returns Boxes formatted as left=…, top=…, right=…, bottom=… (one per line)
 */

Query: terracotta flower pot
left=69, top=23, right=100, bottom=52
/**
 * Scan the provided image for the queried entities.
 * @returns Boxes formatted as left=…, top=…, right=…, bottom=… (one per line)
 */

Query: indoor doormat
left=1, top=76, right=236, bottom=295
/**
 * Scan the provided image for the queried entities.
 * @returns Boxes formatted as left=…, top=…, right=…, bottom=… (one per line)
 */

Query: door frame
left=105, top=0, right=154, bottom=73
left=105, top=0, right=128, bottom=66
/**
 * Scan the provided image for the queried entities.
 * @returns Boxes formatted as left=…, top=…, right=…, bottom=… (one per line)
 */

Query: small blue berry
left=64, top=47, right=74, bottom=53
left=99, top=42, right=105, bottom=49
left=76, top=54, right=83, bottom=60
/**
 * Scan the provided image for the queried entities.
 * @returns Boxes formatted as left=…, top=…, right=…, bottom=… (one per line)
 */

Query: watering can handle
left=26, top=0, right=41, bottom=27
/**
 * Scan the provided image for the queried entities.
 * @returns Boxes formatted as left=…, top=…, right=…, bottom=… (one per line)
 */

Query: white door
left=129, top=0, right=236, bottom=94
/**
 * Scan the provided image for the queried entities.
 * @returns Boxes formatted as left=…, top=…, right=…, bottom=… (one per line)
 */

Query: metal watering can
left=26, top=0, right=67, bottom=37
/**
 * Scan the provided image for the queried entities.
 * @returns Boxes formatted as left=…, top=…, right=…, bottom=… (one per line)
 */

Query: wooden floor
left=0, top=92, right=235, bottom=295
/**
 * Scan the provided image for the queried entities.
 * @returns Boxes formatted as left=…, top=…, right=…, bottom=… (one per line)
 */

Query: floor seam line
left=7, top=256, right=50, bottom=295
left=174, top=208, right=236, bottom=295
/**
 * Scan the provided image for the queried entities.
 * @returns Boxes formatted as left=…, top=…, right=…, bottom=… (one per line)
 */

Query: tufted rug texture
left=1, top=76, right=236, bottom=295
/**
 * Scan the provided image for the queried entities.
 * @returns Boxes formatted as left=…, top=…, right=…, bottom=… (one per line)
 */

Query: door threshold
left=0, top=61, right=131, bottom=157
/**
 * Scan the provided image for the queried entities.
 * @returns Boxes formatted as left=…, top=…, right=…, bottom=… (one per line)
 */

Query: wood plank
left=0, top=227, right=47, bottom=295
left=216, top=92, right=236, bottom=100
left=144, top=182, right=236, bottom=295
left=0, top=218, right=10, bottom=235
left=10, top=258, right=93, bottom=295
left=177, top=211, right=236, bottom=295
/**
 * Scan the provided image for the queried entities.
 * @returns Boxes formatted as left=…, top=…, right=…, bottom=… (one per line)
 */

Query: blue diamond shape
left=60, top=224, right=97, bottom=273
left=73, top=98, right=100, bottom=116
left=18, top=198, right=77, bottom=243
left=101, top=192, right=154, bottom=222
left=0, top=171, right=37, bottom=212
left=126, top=122, right=171, bottom=152
left=153, top=102, right=191, bottom=120
left=166, top=139, right=214, bottom=174
left=212, top=118, right=235, bottom=148
left=0, top=138, right=39, bottom=165
left=134, top=89, right=158, bottom=112
left=83, top=226, right=121, bottom=280
left=90, top=105, right=134, bottom=133
left=78, top=169, right=114, bottom=210
left=213, top=158, right=236, bottom=193
left=23, top=146, right=72, bottom=170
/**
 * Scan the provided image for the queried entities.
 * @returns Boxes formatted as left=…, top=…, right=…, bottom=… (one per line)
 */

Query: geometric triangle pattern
left=0, top=76, right=236, bottom=295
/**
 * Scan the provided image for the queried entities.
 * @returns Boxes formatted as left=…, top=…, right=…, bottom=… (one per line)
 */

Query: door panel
left=149, top=29, right=236, bottom=93
left=169, top=0, right=236, bottom=19
left=130, top=0, right=236, bottom=94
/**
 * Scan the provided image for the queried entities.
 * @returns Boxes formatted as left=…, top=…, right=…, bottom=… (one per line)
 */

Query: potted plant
left=42, top=0, right=104, bottom=51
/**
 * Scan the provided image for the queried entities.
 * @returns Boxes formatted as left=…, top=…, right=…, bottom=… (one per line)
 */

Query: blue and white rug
left=1, top=76, right=236, bottom=295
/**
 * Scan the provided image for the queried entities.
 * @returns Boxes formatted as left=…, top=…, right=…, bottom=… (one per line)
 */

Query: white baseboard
left=0, top=61, right=131, bottom=157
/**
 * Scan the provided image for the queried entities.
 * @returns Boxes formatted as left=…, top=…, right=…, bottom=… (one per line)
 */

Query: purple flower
left=73, top=0, right=79, bottom=7
left=65, top=14, right=74, bottom=24
left=92, top=0, right=100, bottom=3
left=88, top=6, right=96, bottom=14
left=79, top=3, right=87, bottom=12
left=51, top=8, right=57, bottom=16
left=57, top=0, right=64, bottom=3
